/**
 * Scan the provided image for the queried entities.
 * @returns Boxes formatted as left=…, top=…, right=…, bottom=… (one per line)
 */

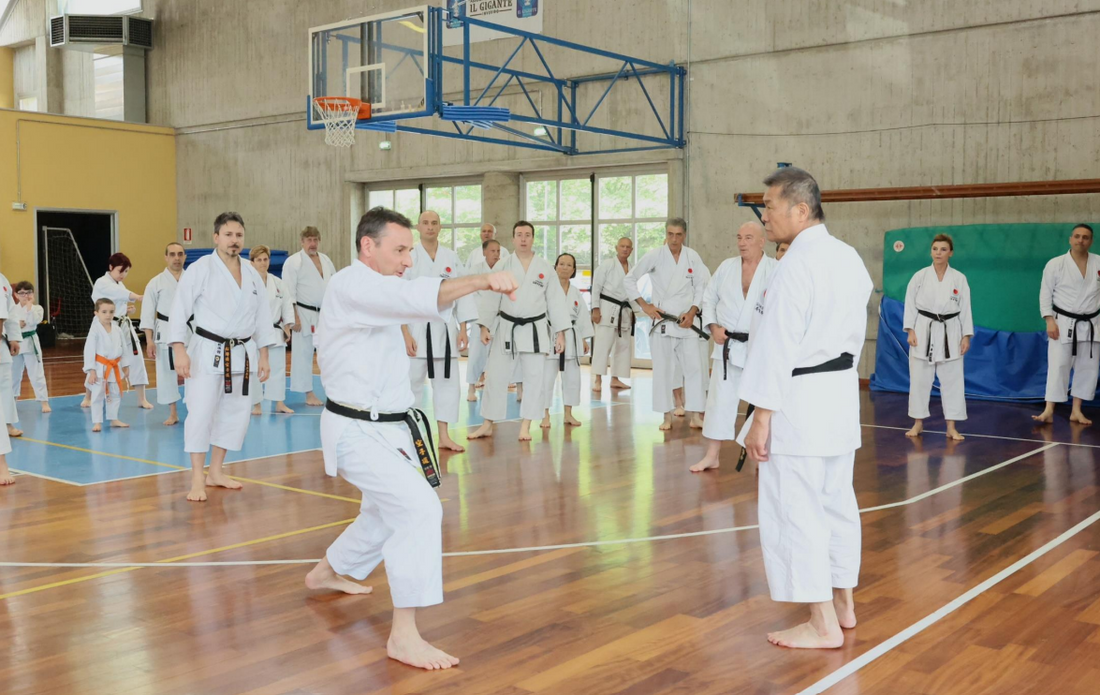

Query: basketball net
left=313, top=97, right=363, bottom=148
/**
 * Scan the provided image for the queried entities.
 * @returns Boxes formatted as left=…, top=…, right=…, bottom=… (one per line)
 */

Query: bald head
left=417, top=210, right=441, bottom=244
left=615, top=236, right=634, bottom=262
left=736, top=221, right=766, bottom=261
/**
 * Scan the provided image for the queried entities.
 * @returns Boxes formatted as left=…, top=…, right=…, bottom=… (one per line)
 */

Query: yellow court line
left=0, top=518, right=356, bottom=601
left=13, top=437, right=362, bottom=504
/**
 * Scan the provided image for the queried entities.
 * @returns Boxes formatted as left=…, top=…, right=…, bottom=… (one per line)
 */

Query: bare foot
left=905, top=422, right=923, bottom=438
left=275, top=403, right=295, bottom=414
left=92, top=423, right=102, bottom=432
left=689, top=414, right=704, bottom=429
left=163, top=414, right=179, bottom=426
left=834, top=592, right=857, bottom=629
left=541, top=414, right=552, bottom=429
left=946, top=428, right=965, bottom=441
left=610, top=378, right=630, bottom=390
left=438, top=434, right=465, bottom=453
left=518, top=421, right=532, bottom=441
left=467, top=422, right=493, bottom=439
left=41, top=403, right=51, bottom=413
left=767, top=622, right=844, bottom=649
left=1070, top=411, right=1093, bottom=426
left=1, top=463, right=15, bottom=485
left=592, top=377, right=602, bottom=393
left=564, top=415, right=581, bottom=427
left=690, top=456, right=719, bottom=472
left=673, top=407, right=686, bottom=417
left=80, top=398, right=91, bottom=408
left=305, top=394, right=324, bottom=407
left=110, top=420, right=130, bottom=428
left=205, top=473, right=243, bottom=490
left=186, top=484, right=207, bottom=502
left=387, top=635, right=460, bottom=671
left=251, top=405, right=262, bottom=416
left=305, top=560, right=373, bottom=595
left=139, top=400, right=155, bottom=410
left=1032, top=410, right=1054, bottom=423
left=7, top=426, right=21, bottom=438
left=659, top=415, right=673, bottom=431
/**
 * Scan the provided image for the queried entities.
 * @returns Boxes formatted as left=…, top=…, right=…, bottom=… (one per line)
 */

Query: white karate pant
left=908, top=357, right=966, bottom=421
left=650, top=333, right=706, bottom=414
left=480, top=339, right=546, bottom=422
left=466, top=338, right=490, bottom=386
left=154, top=344, right=181, bottom=405
left=121, top=322, right=149, bottom=387
left=1045, top=340, right=1100, bottom=402
left=0, top=417, right=9, bottom=456
left=542, top=357, right=581, bottom=409
left=0, top=357, right=16, bottom=425
left=290, top=325, right=317, bottom=393
left=590, top=325, right=632, bottom=379
left=250, top=345, right=287, bottom=405
left=409, top=357, right=461, bottom=424
left=86, top=376, right=122, bottom=424
left=758, top=451, right=861, bottom=603
left=703, top=359, right=742, bottom=440
left=12, top=350, right=48, bottom=402
left=183, top=373, right=254, bottom=453
left=325, top=420, right=443, bottom=608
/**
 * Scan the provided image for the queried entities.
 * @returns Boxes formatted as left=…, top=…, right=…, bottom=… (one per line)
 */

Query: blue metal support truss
left=307, top=6, right=686, bottom=156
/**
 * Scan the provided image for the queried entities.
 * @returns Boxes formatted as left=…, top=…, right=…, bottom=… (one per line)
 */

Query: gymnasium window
left=366, top=183, right=483, bottom=261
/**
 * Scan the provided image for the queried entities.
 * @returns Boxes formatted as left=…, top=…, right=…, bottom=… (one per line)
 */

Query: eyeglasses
left=15, top=291, right=33, bottom=296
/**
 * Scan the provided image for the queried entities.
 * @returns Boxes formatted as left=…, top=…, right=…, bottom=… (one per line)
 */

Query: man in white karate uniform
left=468, top=221, right=569, bottom=442
left=623, top=218, right=710, bottom=430
left=464, top=222, right=509, bottom=273
left=691, top=221, right=777, bottom=472
left=169, top=212, right=274, bottom=502
left=283, top=226, right=336, bottom=407
left=590, top=236, right=637, bottom=394
left=740, top=167, right=873, bottom=649
left=0, top=276, right=22, bottom=442
left=304, top=206, right=518, bottom=671
left=465, top=239, right=503, bottom=402
left=1034, top=224, right=1100, bottom=426
left=403, top=210, right=477, bottom=452
left=140, top=242, right=187, bottom=426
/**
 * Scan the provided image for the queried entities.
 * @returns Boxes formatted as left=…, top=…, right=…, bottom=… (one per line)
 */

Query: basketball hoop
left=313, top=97, right=369, bottom=148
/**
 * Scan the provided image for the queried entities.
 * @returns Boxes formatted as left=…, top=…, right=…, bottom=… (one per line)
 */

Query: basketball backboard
left=308, top=6, right=431, bottom=123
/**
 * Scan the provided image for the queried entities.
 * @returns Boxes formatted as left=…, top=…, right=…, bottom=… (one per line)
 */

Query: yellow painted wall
left=0, top=48, right=12, bottom=109
left=0, top=109, right=176, bottom=311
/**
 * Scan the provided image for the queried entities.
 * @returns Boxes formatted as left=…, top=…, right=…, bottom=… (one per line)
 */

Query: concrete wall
left=0, top=47, right=12, bottom=108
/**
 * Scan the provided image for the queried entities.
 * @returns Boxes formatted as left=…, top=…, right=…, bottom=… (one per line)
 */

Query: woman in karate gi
left=904, top=234, right=973, bottom=440
left=540, top=253, right=594, bottom=429
left=249, top=245, right=296, bottom=415
left=468, top=221, right=570, bottom=442
left=87, top=253, right=153, bottom=410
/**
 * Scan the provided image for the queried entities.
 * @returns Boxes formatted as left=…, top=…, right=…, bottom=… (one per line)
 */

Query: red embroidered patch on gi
left=539, top=273, right=544, bottom=279
left=574, top=301, right=579, bottom=306
left=445, top=267, right=451, bottom=273
left=688, top=268, right=693, bottom=273
left=953, top=289, right=958, bottom=294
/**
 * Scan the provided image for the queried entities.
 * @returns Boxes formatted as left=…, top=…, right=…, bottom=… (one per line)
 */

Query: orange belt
left=96, top=354, right=125, bottom=389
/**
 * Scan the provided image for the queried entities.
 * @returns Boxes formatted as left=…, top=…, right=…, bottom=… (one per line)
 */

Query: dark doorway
left=35, top=210, right=114, bottom=339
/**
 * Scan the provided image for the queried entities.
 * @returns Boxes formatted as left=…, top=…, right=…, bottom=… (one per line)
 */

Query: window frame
left=362, top=178, right=484, bottom=261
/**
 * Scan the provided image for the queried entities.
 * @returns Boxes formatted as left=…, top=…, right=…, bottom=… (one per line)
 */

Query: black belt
left=194, top=326, right=251, bottom=396
left=559, top=322, right=579, bottom=372
left=652, top=311, right=709, bottom=340
left=917, top=309, right=961, bottom=362
left=721, top=327, right=749, bottom=380
left=296, top=302, right=321, bottom=313
left=425, top=323, right=452, bottom=379
left=114, top=316, right=140, bottom=356
left=1053, top=304, right=1100, bottom=358
left=499, top=311, right=547, bottom=357
left=737, top=352, right=856, bottom=473
left=599, top=293, right=636, bottom=338
left=156, top=312, right=174, bottom=368
left=156, top=311, right=170, bottom=322
left=324, top=400, right=441, bottom=488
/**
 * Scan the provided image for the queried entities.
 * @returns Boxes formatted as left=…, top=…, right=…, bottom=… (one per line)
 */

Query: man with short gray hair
left=739, top=167, right=872, bottom=649
left=464, top=222, right=509, bottom=273
left=283, top=226, right=336, bottom=407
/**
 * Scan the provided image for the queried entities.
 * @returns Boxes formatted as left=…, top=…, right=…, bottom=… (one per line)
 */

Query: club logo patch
left=445, top=267, right=452, bottom=273
left=574, top=301, right=579, bottom=307
left=953, top=289, right=958, bottom=295
left=688, top=268, right=693, bottom=274
left=538, top=273, right=544, bottom=279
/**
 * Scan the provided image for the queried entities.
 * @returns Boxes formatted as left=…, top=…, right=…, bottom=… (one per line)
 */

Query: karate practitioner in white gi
left=1034, top=224, right=1100, bottom=426
left=740, top=167, right=873, bottom=649
left=468, top=221, right=570, bottom=442
left=623, top=218, right=710, bottom=430
left=590, top=237, right=637, bottom=394
left=88, top=253, right=153, bottom=411
left=691, top=221, right=777, bottom=472
left=403, top=211, right=477, bottom=452
left=303, top=206, right=519, bottom=671
left=466, top=239, right=503, bottom=402
left=11, top=282, right=50, bottom=413
left=84, top=298, right=129, bottom=431
left=464, top=222, right=509, bottom=273
left=903, top=234, right=974, bottom=440
left=169, top=212, right=274, bottom=502
left=140, top=243, right=186, bottom=426
left=248, top=245, right=296, bottom=415
left=0, top=273, right=20, bottom=457
left=540, top=253, right=594, bottom=429
left=282, top=226, right=335, bottom=407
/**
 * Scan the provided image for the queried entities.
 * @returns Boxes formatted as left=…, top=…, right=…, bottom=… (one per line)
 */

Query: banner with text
left=443, top=0, right=544, bottom=46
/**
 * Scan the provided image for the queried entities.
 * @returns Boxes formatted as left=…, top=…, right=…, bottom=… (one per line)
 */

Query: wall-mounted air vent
left=49, top=15, right=153, bottom=52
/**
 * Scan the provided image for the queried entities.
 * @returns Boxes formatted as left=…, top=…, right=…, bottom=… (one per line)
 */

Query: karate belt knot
left=95, top=354, right=126, bottom=394
left=324, top=400, right=441, bottom=488
left=21, top=328, right=38, bottom=357
left=720, top=328, right=749, bottom=380
left=916, top=309, right=960, bottom=362
left=599, top=293, right=636, bottom=338
left=424, top=322, right=452, bottom=379
left=499, top=311, right=547, bottom=358
left=113, top=316, right=140, bottom=356
left=652, top=310, right=709, bottom=340
left=194, top=326, right=252, bottom=396
left=1052, top=304, right=1100, bottom=358
left=735, top=352, right=855, bottom=473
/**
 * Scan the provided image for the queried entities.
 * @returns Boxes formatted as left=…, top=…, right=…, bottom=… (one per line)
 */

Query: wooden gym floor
left=2, top=341, right=1100, bottom=694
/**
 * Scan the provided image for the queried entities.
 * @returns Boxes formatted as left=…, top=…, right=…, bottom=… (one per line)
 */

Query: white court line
left=0, top=443, right=1056, bottom=569
left=7, top=469, right=84, bottom=487
left=798, top=506, right=1100, bottom=695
